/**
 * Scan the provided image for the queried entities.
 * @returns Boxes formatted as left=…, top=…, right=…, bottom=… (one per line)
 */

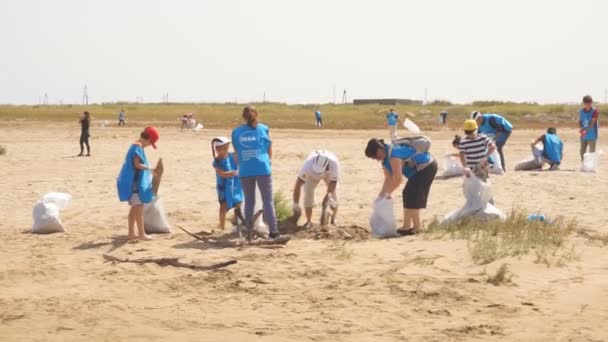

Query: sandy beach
left=1, top=123, right=607, bottom=342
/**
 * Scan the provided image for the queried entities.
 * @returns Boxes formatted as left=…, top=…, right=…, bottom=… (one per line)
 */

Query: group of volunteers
left=112, top=95, right=600, bottom=241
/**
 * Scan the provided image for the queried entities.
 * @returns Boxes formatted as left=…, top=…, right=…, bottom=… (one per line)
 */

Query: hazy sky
left=1, top=0, right=606, bottom=105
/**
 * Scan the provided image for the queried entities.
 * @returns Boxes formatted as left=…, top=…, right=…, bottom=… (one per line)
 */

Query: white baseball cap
left=311, top=151, right=330, bottom=174
left=471, top=111, right=482, bottom=120
left=212, top=136, right=231, bottom=147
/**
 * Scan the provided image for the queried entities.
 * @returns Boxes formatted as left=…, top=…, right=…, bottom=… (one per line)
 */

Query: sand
left=1, top=122, right=607, bottom=341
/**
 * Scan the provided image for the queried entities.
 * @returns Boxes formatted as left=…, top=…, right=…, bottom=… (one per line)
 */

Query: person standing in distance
left=231, top=106, right=280, bottom=238
left=118, top=109, right=126, bottom=126
left=315, top=109, right=323, bottom=127
left=471, top=111, right=512, bottom=172
left=386, top=109, right=400, bottom=141
left=78, top=111, right=91, bottom=157
left=292, top=151, right=340, bottom=228
left=579, top=95, right=599, bottom=161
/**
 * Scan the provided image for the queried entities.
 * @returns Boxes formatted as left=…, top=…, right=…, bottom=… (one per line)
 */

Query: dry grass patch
left=0, top=145, right=6, bottom=156
left=486, top=264, right=513, bottom=286
left=426, top=210, right=577, bottom=266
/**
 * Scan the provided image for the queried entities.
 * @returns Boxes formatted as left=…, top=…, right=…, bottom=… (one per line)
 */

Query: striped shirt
left=458, top=134, right=492, bottom=168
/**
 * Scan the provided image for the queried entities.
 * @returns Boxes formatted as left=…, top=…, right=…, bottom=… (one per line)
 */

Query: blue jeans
left=240, top=175, right=278, bottom=234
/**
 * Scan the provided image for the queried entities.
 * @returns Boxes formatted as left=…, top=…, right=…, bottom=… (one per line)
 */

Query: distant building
left=353, top=98, right=423, bottom=106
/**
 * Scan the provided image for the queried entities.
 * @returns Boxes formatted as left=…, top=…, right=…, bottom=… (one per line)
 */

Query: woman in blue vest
left=531, top=128, right=563, bottom=170
left=579, top=95, right=599, bottom=161
left=472, top=111, right=513, bottom=172
left=365, top=138, right=438, bottom=235
left=231, top=106, right=279, bottom=238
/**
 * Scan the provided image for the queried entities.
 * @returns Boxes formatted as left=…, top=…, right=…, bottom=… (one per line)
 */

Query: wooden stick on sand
left=103, top=253, right=236, bottom=271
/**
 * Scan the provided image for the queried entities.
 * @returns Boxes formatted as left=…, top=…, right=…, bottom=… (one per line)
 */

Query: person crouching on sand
left=212, top=136, right=244, bottom=230
left=116, top=126, right=160, bottom=241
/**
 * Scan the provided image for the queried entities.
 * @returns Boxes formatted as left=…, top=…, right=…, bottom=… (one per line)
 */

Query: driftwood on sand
left=177, top=225, right=291, bottom=248
left=102, top=254, right=236, bottom=271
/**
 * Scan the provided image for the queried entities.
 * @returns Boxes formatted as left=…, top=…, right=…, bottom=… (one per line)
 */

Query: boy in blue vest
left=315, top=109, right=323, bottom=127
left=531, top=128, right=563, bottom=171
left=472, top=111, right=513, bottom=172
left=579, top=95, right=599, bottom=161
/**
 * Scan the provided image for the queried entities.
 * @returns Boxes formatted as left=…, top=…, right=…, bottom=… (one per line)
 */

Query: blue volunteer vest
left=213, top=153, right=244, bottom=209
left=579, top=108, right=599, bottom=141
left=116, top=144, right=154, bottom=203
left=542, top=134, right=563, bottom=164
left=479, top=114, right=513, bottom=136
left=231, top=123, right=272, bottom=177
left=383, top=144, right=432, bottom=179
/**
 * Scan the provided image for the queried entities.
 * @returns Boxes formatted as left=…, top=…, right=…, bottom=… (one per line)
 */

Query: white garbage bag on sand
left=144, top=197, right=172, bottom=234
left=193, top=123, right=204, bottom=132
left=403, top=118, right=421, bottom=134
left=370, top=198, right=398, bottom=238
left=515, top=146, right=543, bottom=171
left=442, top=154, right=464, bottom=178
left=32, top=192, right=72, bottom=234
left=581, top=152, right=601, bottom=173
left=441, top=175, right=506, bottom=224
left=488, top=150, right=504, bottom=175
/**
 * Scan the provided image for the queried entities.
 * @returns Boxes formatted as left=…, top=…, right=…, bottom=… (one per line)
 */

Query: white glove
left=291, top=202, right=301, bottom=212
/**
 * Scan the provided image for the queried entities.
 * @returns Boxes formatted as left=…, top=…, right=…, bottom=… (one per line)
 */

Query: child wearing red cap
left=116, top=126, right=159, bottom=241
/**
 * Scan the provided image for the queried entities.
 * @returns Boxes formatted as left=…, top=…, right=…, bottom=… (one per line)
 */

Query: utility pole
left=424, top=88, right=428, bottom=105
left=604, top=88, right=607, bottom=104
left=263, top=91, right=266, bottom=103
left=43, top=93, right=48, bottom=105
left=82, top=85, right=89, bottom=105
left=333, top=86, right=336, bottom=104
left=342, top=90, right=347, bottom=104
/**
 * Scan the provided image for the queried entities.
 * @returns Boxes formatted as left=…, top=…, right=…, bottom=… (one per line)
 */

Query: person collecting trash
left=116, top=126, right=160, bottom=241
left=458, top=120, right=497, bottom=176
left=386, top=109, right=400, bottom=141
left=314, top=109, right=323, bottom=127
left=365, top=136, right=438, bottom=235
left=579, top=95, right=599, bottom=161
left=211, top=137, right=244, bottom=230
left=471, top=111, right=512, bottom=171
left=78, top=111, right=91, bottom=157
left=118, top=109, right=126, bottom=126
left=291, top=151, right=340, bottom=228
left=531, top=128, right=564, bottom=170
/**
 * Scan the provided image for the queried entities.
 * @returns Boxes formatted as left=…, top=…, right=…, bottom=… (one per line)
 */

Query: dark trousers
left=79, top=133, right=90, bottom=155
left=495, top=132, right=511, bottom=172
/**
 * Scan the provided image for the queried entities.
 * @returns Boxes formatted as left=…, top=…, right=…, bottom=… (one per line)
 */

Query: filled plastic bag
left=144, top=197, right=172, bottom=234
left=193, top=123, right=204, bottom=132
left=403, top=118, right=421, bottom=133
left=369, top=198, right=398, bottom=238
left=442, top=154, right=464, bottom=178
left=236, top=187, right=269, bottom=237
left=32, top=192, right=72, bottom=234
left=441, top=175, right=506, bottom=224
left=488, top=150, right=504, bottom=175
left=514, top=157, right=542, bottom=171
left=581, top=152, right=600, bottom=173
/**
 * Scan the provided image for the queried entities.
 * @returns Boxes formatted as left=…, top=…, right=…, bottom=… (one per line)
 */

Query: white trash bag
left=581, top=152, right=601, bottom=173
left=488, top=149, right=504, bottom=175
left=32, top=192, right=72, bottom=234
left=369, top=198, right=398, bottom=238
left=442, top=154, right=464, bottom=178
left=193, top=123, right=204, bottom=132
left=441, top=175, right=506, bottom=224
left=403, top=118, right=421, bottom=134
left=144, top=197, right=172, bottom=234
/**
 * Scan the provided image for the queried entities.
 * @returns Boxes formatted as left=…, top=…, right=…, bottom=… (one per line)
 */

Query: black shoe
left=269, top=231, right=280, bottom=239
left=397, top=227, right=418, bottom=236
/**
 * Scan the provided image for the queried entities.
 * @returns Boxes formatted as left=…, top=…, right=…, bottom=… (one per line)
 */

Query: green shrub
left=274, top=190, right=291, bottom=223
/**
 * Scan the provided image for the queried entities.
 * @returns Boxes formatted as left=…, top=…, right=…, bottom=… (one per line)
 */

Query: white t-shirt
left=297, top=151, right=340, bottom=182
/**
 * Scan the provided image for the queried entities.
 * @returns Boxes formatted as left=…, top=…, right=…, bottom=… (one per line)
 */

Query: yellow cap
left=463, top=119, right=478, bottom=131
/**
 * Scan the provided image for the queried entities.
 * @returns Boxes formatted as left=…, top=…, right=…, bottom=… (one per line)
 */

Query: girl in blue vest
left=365, top=138, right=438, bottom=235
left=116, top=126, right=160, bottom=241
left=231, top=106, right=279, bottom=238
left=579, top=95, right=599, bottom=161
left=212, top=136, right=243, bottom=230
left=472, top=111, right=512, bottom=172
left=531, top=128, right=563, bottom=170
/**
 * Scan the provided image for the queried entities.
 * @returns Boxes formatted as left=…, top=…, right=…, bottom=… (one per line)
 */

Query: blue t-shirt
left=315, top=111, right=322, bottom=119
left=213, top=153, right=243, bottom=209
left=116, top=143, right=154, bottom=203
left=387, top=112, right=399, bottom=126
left=382, top=144, right=431, bottom=179
left=232, top=123, right=272, bottom=177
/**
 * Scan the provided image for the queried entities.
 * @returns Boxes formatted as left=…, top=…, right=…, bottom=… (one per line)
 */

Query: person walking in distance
left=78, top=111, right=91, bottom=157
left=579, top=95, right=599, bottom=161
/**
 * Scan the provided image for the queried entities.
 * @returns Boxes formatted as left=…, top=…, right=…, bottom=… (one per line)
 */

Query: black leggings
left=80, top=133, right=90, bottom=155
